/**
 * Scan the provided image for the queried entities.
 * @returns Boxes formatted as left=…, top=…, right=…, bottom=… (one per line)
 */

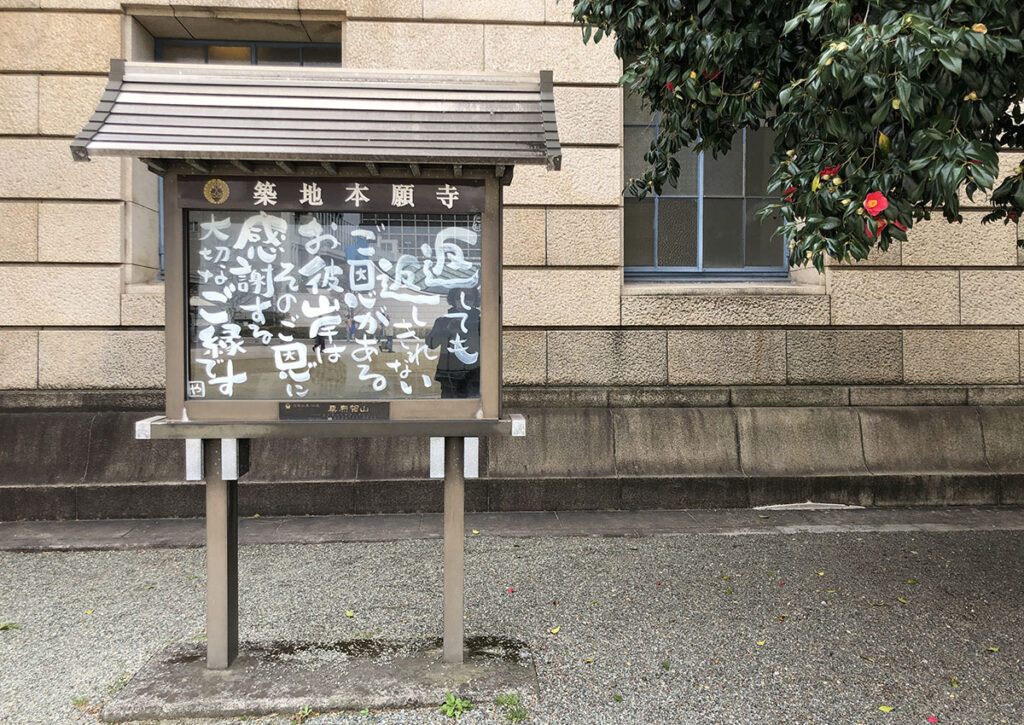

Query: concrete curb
left=3, top=506, right=1024, bottom=552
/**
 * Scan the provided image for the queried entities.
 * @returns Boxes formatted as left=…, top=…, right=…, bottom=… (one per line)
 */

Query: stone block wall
left=2, top=1, right=1024, bottom=520
left=0, top=4, right=157, bottom=391
left=2, top=0, right=1018, bottom=394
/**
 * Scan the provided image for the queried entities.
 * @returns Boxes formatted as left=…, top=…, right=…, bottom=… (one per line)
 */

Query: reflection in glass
left=623, top=90, right=653, bottom=125
left=159, top=43, right=205, bottom=63
left=623, top=199, right=655, bottom=267
left=186, top=210, right=482, bottom=401
left=208, top=46, right=253, bottom=64
left=657, top=199, right=698, bottom=267
left=702, top=199, right=744, bottom=267
left=745, top=199, right=782, bottom=267
left=302, top=45, right=342, bottom=66
left=745, top=128, right=775, bottom=197
left=663, top=148, right=700, bottom=196
left=624, top=126, right=655, bottom=188
left=257, top=46, right=301, bottom=66
left=426, top=288, right=481, bottom=398
left=703, top=137, right=744, bottom=197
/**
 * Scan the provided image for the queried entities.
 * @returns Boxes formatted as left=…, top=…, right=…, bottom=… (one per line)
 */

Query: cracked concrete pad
left=101, top=638, right=536, bottom=722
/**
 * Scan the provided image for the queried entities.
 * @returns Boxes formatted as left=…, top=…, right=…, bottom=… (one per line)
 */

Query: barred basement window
left=623, top=90, right=788, bottom=281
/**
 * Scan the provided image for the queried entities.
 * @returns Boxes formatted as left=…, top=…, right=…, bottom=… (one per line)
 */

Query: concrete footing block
left=859, top=407, right=988, bottom=474
left=486, top=408, right=614, bottom=478
left=978, top=406, right=1024, bottom=473
left=611, top=408, right=740, bottom=476
left=736, top=408, right=867, bottom=476
left=101, top=638, right=536, bottom=723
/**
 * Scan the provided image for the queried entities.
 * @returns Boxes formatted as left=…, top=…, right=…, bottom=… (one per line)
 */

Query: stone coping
left=3, top=385, right=1024, bottom=412
left=4, top=474, right=1024, bottom=521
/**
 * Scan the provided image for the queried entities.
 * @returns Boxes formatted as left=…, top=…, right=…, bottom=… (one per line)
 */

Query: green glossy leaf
left=938, top=49, right=962, bottom=75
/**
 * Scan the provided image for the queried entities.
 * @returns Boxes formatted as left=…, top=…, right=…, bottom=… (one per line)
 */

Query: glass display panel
left=183, top=178, right=484, bottom=402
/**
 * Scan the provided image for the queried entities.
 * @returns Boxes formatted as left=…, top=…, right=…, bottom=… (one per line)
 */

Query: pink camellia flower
left=927, top=718, right=939, bottom=724
left=864, top=191, right=889, bottom=216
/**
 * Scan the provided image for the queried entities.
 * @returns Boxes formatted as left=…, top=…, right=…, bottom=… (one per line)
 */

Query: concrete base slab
left=101, top=638, right=536, bottom=723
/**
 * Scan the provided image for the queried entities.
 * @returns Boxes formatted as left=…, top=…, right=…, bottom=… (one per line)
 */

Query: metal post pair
left=200, top=436, right=467, bottom=669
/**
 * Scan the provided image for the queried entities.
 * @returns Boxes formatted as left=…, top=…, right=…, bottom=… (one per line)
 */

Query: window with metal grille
left=623, top=90, right=787, bottom=281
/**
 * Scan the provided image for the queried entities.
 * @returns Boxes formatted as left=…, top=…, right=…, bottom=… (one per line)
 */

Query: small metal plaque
left=279, top=402, right=390, bottom=421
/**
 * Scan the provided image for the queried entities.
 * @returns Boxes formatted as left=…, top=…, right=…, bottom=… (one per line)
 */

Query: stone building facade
left=2, top=0, right=1024, bottom=519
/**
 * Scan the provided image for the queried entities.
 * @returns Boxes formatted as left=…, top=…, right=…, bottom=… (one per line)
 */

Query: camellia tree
left=572, top=0, right=1024, bottom=271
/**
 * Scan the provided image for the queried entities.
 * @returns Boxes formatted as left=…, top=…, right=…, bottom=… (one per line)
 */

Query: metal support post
left=204, top=438, right=239, bottom=670
left=443, top=435, right=465, bottom=664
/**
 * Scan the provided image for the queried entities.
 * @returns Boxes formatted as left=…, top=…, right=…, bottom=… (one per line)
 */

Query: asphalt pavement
left=1, top=507, right=1023, bottom=724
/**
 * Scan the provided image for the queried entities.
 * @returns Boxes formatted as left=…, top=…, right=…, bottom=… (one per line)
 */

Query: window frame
left=623, top=108, right=789, bottom=282
left=154, top=38, right=342, bottom=278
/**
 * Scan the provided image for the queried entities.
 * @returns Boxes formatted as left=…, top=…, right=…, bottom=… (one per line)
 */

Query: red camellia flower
left=1009, top=211, right=1020, bottom=221
left=865, top=218, right=907, bottom=239
left=784, top=185, right=797, bottom=202
left=666, top=81, right=675, bottom=92
left=819, top=165, right=841, bottom=178
left=864, top=191, right=889, bottom=216
left=702, top=69, right=723, bottom=81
